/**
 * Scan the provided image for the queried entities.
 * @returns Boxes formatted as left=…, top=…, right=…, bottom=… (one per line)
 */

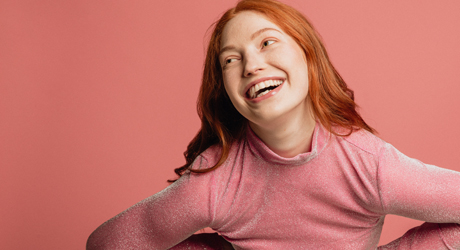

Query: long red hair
left=170, top=0, right=375, bottom=181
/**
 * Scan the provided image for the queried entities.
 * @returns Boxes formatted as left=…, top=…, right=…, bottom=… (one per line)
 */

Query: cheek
left=269, top=45, right=306, bottom=71
left=222, top=69, right=243, bottom=96
left=222, top=80, right=232, bottom=99
left=223, top=80, right=247, bottom=117
left=286, top=48, right=309, bottom=80
left=223, top=78, right=240, bottom=106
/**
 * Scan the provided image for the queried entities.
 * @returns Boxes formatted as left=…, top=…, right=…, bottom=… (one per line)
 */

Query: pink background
left=1, top=0, right=459, bottom=249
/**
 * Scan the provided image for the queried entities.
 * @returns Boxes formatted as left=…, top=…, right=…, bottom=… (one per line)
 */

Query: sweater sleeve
left=86, top=156, right=216, bottom=250
left=377, top=143, right=460, bottom=249
left=377, top=223, right=460, bottom=250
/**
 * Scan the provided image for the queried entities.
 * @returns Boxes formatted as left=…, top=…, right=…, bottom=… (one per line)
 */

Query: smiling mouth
left=247, top=79, right=283, bottom=99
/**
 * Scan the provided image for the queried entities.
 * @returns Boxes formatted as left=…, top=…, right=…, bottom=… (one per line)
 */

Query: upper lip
left=243, top=76, right=286, bottom=98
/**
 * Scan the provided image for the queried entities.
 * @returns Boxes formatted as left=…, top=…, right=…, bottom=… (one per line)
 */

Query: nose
left=243, top=52, right=265, bottom=77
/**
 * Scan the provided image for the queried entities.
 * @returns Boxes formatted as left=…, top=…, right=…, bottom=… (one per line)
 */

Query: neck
left=249, top=109, right=316, bottom=158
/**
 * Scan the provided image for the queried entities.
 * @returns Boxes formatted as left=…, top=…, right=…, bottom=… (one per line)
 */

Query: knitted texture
left=87, top=123, right=460, bottom=249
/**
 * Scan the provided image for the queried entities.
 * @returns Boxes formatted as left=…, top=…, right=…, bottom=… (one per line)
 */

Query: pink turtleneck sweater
left=87, top=123, right=460, bottom=249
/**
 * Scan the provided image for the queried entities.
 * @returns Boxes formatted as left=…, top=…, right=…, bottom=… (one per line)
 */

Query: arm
left=86, top=157, right=216, bottom=250
left=377, top=143, right=460, bottom=249
left=377, top=223, right=460, bottom=250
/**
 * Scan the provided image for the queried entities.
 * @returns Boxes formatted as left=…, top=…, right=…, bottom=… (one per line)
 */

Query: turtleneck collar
left=245, top=121, right=329, bottom=166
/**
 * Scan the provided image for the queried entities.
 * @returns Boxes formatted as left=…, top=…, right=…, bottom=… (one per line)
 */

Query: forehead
left=221, top=11, right=283, bottom=48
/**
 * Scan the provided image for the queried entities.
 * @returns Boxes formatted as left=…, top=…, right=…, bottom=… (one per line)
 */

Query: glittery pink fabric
left=87, top=123, right=460, bottom=249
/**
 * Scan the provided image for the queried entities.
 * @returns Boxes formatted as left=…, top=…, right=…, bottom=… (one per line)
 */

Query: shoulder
left=197, top=144, right=223, bottom=169
left=189, top=139, right=244, bottom=172
left=333, top=127, right=386, bottom=157
left=185, top=145, right=221, bottom=172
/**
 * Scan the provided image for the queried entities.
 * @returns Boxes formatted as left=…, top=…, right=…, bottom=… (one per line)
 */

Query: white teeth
left=254, top=84, right=260, bottom=93
left=248, top=79, right=283, bottom=99
left=259, top=81, right=266, bottom=90
left=257, top=89, right=271, bottom=98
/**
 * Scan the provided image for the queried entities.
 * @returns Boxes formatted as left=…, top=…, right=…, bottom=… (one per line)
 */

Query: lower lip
left=246, top=82, right=285, bottom=103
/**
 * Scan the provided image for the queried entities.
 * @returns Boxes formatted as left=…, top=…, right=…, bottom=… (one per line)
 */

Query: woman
left=87, top=0, right=460, bottom=249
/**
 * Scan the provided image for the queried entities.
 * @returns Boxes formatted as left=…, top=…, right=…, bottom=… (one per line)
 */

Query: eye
left=225, top=58, right=238, bottom=65
left=262, top=40, right=275, bottom=48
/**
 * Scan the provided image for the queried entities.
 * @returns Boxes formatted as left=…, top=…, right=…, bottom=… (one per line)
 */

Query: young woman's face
left=220, top=11, right=311, bottom=129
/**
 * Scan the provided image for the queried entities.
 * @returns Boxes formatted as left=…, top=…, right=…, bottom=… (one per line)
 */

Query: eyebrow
left=219, top=27, right=282, bottom=57
left=250, top=27, right=281, bottom=40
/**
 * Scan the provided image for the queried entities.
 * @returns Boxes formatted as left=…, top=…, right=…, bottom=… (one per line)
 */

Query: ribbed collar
left=246, top=121, right=329, bottom=166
